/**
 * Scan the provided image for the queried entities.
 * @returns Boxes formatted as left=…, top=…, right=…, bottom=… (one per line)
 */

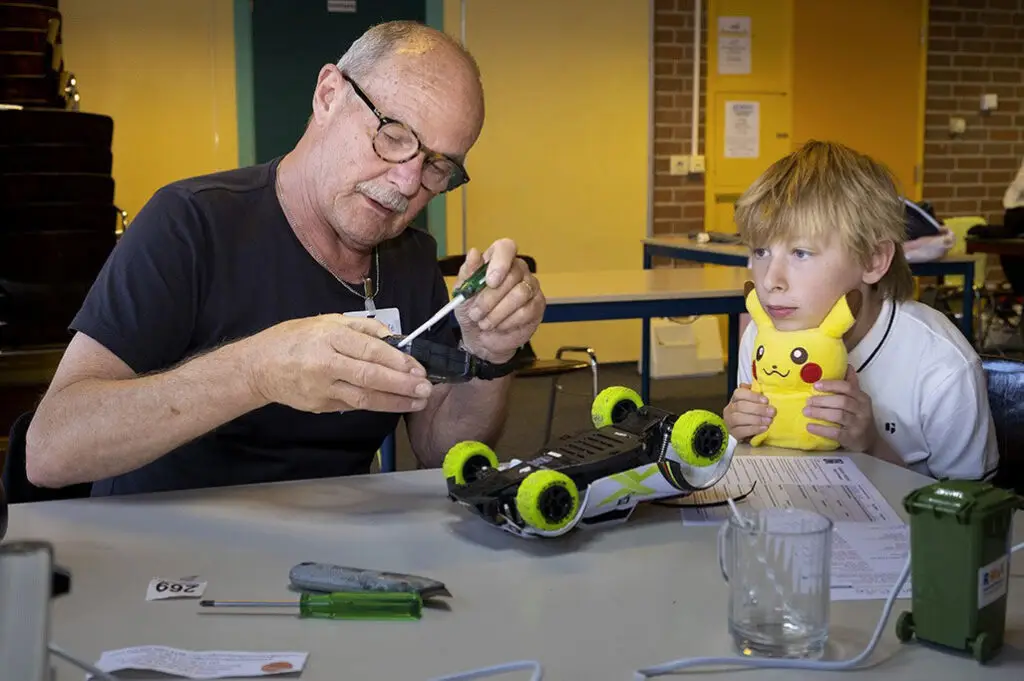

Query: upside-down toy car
left=442, top=386, right=735, bottom=538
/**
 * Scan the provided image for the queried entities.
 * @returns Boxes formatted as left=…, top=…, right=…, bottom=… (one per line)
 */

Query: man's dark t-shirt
left=71, top=158, right=454, bottom=496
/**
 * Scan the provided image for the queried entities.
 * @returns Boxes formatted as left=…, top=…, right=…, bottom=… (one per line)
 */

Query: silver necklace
left=278, top=183, right=380, bottom=312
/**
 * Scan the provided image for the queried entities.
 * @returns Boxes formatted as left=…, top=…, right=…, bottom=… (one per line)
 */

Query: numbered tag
left=344, top=307, right=402, bottom=335
left=146, top=577, right=208, bottom=601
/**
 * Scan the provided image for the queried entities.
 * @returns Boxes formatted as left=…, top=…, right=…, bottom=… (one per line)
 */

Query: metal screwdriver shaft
left=396, top=297, right=462, bottom=348
left=396, top=262, right=491, bottom=348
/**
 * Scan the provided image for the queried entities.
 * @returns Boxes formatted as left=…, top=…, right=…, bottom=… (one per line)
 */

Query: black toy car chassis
left=440, top=386, right=735, bottom=538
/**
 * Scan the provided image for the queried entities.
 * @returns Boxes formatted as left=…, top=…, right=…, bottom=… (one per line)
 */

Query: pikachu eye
left=756, top=345, right=765, bottom=360
left=790, top=347, right=808, bottom=364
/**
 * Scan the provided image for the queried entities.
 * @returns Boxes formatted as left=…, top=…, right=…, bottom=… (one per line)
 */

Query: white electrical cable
left=632, top=556, right=911, bottom=679
left=633, top=539, right=1024, bottom=679
left=427, top=659, right=542, bottom=681
left=429, top=539, right=1024, bottom=681
left=49, top=642, right=119, bottom=681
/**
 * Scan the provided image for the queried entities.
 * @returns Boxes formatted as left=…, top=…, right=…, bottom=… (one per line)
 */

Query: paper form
left=830, top=523, right=912, bottom=601
left=90, top=647, right=308, bottom=679
left=678, top=455, right=902, bottom=525
left=677, top=456, right=911, bottom=601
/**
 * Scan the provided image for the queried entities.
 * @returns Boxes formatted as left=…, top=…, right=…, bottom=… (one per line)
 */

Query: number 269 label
left=146, top=577, right=208, bottom=601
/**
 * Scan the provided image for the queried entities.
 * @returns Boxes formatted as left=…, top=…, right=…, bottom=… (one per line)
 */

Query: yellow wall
left=441, top=0, right=650, bottom=363
left=792, top=0, right=927, bottom=200
left=59, top=0, right=239, bottom=223
left=705, top=0, right=927, bottom=228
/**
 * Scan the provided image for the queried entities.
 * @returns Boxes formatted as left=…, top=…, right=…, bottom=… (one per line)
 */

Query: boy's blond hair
left=733, top=140, right=915, bottom=301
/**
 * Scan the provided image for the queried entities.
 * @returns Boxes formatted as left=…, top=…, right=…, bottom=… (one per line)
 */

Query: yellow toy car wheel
left=591, top=386, right=644, bottom=428
left=670, top=410, right=728, bottom=467
left=443, top=440, right=499, bottom=485
left=516, top=469, right=580, bottom=532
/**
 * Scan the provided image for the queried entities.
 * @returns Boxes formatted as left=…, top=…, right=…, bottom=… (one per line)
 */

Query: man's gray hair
left=336, top=20, right=481, bottom=83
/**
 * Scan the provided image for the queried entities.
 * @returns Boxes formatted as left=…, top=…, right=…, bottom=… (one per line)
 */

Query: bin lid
left=902, top=480, right=1022, bottom=523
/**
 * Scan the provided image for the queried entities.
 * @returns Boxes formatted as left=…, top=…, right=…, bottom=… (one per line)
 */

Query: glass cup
left=718, top=507, right=833, bottom=659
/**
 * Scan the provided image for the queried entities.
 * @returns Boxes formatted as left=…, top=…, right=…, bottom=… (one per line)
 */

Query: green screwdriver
left=396, top=261, right=491, bottom=348
left=198, top=590, right=423, bottom=621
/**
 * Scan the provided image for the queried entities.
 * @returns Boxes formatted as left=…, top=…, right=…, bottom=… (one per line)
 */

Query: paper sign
left=146, top=577, right=208, bottom=601
left=718, top=16, right=751, bottom=75
left=724, top=101, right=760, bottom=159
left=91, top=647, right=308, bottom=679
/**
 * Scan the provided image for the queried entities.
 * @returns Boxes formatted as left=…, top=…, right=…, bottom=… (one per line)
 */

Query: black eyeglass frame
left=342, top=71, right=470, bottom=194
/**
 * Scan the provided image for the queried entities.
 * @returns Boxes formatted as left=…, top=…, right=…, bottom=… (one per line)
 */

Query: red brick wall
left=652, top=0, right=705, bottom=239
left=653, top=0, right=1024, bottom=239
left=923, top=0, right=1024, bottom=224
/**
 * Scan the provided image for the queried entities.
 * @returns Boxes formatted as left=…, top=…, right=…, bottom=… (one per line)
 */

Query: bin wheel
left=895, top=611, right=914, bottom=643
left=591, top=386, right=643, bottom=428
left=972, top=632, right=995, bottom=664
left=443, top=441, right=499, bottom=486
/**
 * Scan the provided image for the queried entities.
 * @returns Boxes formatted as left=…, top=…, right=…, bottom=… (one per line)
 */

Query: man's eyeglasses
left=342, top=72, right=470, bottom=194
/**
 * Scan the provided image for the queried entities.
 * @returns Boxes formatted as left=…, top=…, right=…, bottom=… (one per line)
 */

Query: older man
left=25, top=21, right=545, bottom=496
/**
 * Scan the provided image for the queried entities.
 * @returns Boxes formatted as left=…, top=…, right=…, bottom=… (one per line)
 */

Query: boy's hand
left=804, top=365, right=877, bottom=452
left=723, top=383, right=775, bottom=441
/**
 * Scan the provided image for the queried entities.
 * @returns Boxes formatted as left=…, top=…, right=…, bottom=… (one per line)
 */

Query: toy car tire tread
left=443, top=441, right=499, bottom=486
left=591, top=386, right=643, bottom=428
left=670, top=410, right=728, bottom=467
left=516, top=470, right=580, bottom=532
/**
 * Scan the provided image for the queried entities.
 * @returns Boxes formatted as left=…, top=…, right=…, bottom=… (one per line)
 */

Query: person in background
left=722, top=140, right=999, bottom=481
left=25, top=21, right=546, bottom=496
left=902, top=199, right=954, bottom=263
left=1003, top=156, right=1024, bottom=231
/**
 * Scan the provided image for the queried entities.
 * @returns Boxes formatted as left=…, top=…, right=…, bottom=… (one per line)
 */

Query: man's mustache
left=356, top=182, right=409, bottom=213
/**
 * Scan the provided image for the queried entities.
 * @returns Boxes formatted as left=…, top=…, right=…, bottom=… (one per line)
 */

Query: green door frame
left=233, top=0, right=447, bottom=255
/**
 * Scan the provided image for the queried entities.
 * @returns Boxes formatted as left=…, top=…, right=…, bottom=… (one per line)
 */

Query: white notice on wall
left=724, top=101, right=760, bottom=159
left=718, top=16, right=751, bottom=75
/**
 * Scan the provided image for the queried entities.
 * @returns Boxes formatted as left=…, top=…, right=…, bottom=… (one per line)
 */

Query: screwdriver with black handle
left=396, top=261, right=491, bottom=348
left=199, top=590, right=423, bottom=621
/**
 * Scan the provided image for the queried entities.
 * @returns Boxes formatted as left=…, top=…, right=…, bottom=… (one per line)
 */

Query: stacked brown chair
left=1, top=0, right=118, bottom=478
left=0, top=0, right=118, bottom=348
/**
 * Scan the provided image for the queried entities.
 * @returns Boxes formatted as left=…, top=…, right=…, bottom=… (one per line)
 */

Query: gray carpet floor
left=389, top=363, right=730, bottom=471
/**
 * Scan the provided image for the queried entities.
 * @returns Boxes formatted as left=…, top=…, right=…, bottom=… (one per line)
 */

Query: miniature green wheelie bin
left=896, top=480, right=1022, bottom=663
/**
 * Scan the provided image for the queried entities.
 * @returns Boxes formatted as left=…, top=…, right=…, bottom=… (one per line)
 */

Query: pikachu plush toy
left=744, top=282, right=861, bottom=451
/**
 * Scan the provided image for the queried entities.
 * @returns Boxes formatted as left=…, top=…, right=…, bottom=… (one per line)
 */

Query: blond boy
left=723, top=141, right=999, bottom=481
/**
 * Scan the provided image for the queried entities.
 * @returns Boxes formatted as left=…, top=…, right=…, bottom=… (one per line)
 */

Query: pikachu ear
left=744, top=281, right=772, bottom=329
left=820, top=291, right=858, bottom=339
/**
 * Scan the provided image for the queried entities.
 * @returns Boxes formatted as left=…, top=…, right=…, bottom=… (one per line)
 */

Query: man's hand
left=723, top=383, right=775, bottom=441
left=454, top=239, right=545, bottom=364
left=804, top=365, right=877, bottom=452
left=248, top=314, right=434, bottom=413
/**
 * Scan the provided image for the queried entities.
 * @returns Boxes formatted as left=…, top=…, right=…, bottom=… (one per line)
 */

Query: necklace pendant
left=363, top=277, right=375, bottom=312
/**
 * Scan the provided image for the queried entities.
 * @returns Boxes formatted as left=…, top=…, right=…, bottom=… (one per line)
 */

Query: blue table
left=379, top=267, right=750, bottom=472
left=642, top=236, right=977, bottom=342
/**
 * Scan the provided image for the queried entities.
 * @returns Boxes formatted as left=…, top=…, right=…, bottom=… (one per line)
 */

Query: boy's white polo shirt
left=737, top=297, right=1000, bottom=481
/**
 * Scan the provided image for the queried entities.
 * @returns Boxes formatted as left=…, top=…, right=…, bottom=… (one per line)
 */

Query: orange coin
left=261, top=661, right=294, bottom=673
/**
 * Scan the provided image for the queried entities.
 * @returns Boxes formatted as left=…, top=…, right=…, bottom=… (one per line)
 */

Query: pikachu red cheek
left=752, top=361, right=757, bottom=380
left=800, top=363, right=823, bottom=384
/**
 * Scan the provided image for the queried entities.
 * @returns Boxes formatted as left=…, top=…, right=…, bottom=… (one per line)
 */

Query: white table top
left=642, top=235, right=979, bottom=266
left=446, top=267, right=750, bottom=305
left=7, top=447, right=1024, bottom=681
